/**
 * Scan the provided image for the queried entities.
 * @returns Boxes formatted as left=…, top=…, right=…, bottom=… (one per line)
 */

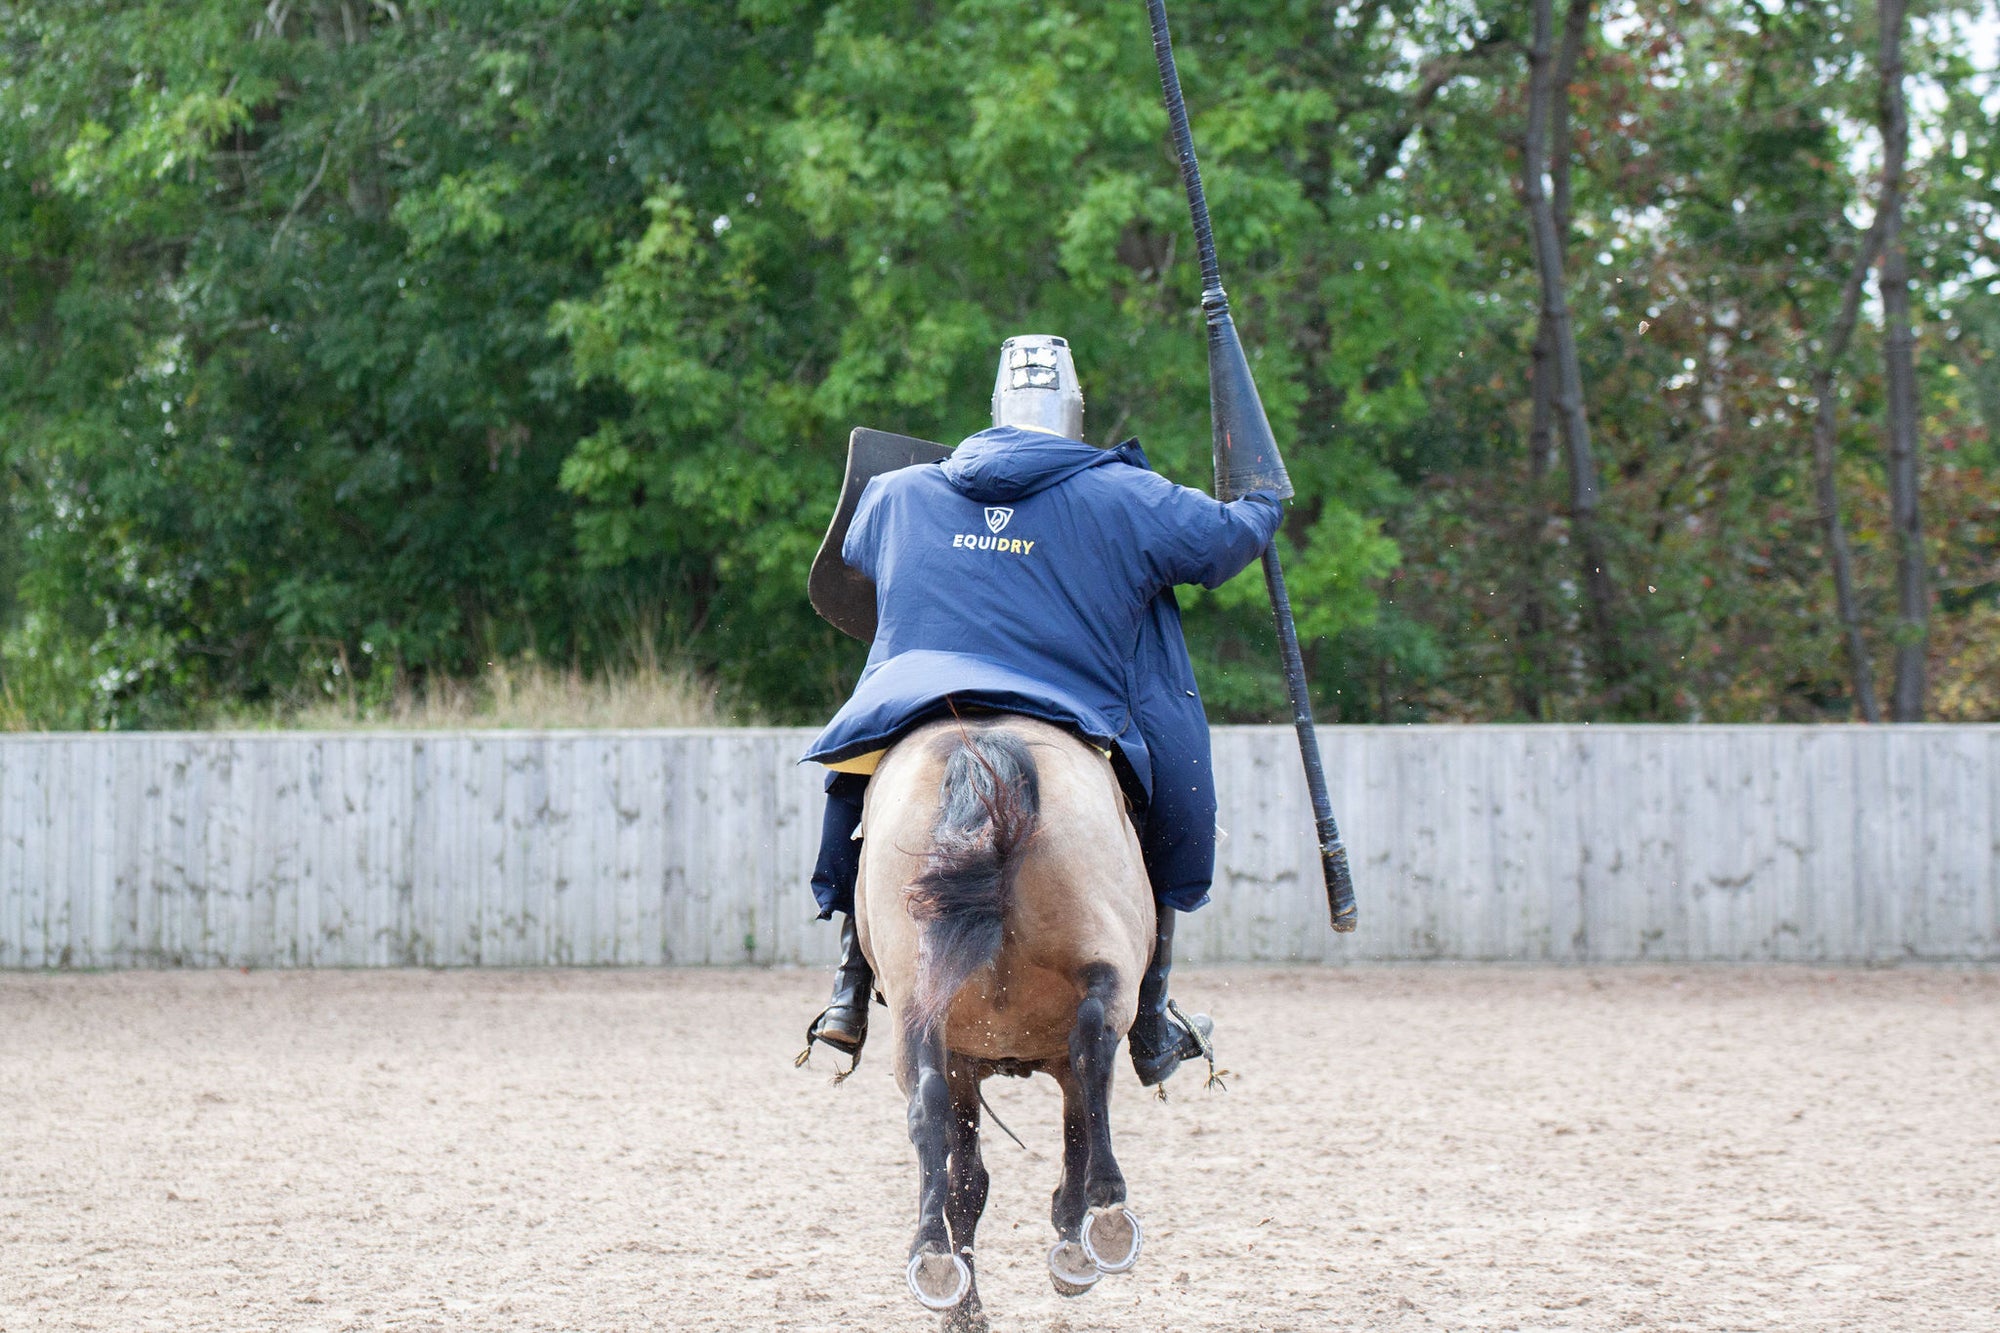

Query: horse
left=852, top=713, right=1159, bottom=1328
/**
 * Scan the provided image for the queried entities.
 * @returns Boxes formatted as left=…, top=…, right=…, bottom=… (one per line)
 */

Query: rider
left=801, top=335, right=1281, bottom=1086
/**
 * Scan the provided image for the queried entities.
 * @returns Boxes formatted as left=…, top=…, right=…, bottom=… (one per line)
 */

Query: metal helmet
left=990, top=335, right=1084, bottom=440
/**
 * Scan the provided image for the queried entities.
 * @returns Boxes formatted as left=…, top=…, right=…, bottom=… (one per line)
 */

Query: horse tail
left=903, top=727, right=1041, bottom=1043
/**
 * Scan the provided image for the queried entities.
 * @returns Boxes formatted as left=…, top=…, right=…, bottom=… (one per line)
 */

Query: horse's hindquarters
left=856, top=716, right=1153, bottom=1068
left=852, top=714, right=1157, bottom=1317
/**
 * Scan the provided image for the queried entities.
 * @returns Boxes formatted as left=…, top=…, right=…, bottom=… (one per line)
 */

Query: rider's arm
left=841, top=477, right=890, bottom=580
left=1123, top=470, right=1283, bottom=592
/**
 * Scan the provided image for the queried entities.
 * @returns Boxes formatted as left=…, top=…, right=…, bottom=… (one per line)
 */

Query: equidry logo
left=950, top=504, right=1035, bottom=556
left=951, top=533, right=1036, bottom=555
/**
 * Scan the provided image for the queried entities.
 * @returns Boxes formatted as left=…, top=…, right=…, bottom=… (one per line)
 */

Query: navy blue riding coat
left=801, top=425, right=1280, bottom=804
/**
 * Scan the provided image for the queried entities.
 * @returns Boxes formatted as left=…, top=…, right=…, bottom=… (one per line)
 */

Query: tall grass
left=234, top=657, right=739, bottom=731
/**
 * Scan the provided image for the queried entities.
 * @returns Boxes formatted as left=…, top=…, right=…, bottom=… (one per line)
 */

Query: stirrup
left=1132, top=1001, right=1220, bottom=1092
left=795, top=1006, right=865, bottom=1083
left=1167, top=999, right=1225, bottom=1092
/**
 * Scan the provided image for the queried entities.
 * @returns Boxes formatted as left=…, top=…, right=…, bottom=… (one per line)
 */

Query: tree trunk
left=1806, top=221, right=1884, bottom=722
left=1514, top=0, right=1589, bottom=719
left=1877, top=0, right=1927, bottom=721
left=1515, top=353, right=1552, bottom=718
left=1523, top=0, right=1622, bottom=698
left=315, top=1, right=389, bottom=222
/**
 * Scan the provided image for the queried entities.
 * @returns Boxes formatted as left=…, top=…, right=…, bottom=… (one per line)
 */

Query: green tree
left=3, top=0, right=1996, bottom=730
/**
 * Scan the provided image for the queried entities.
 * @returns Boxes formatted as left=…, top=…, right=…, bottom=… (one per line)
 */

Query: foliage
left=1, top=0, right=1995, bottom=729
left=213, top=652, right=731, bottom=732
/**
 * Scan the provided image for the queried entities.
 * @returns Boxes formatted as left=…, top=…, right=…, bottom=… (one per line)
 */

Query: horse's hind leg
left=902, top=1022, right=970, bottom=1312
left=940, top=1056, right=989, bottom=1333
left=1048, top=963, right=1142, bottom=1291
left=1046, top=1070, right=1100, bottom=1295
left=1072, top=965, right=1143, bottom=1272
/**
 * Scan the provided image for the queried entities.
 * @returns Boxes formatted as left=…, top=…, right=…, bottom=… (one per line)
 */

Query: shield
left=809, top=427, right=954, bottom=643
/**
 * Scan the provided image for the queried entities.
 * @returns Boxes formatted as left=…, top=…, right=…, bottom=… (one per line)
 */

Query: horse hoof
left=907, top=1245, right=971, bottom=1311
left=1081, top=1205, right=1142, bottom=1273
left=1047, top=1239, right=1100, bottom=1296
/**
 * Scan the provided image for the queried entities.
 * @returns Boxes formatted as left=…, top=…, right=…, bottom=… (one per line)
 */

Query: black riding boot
left=1127, top=907, right=1214, bottom=1087
left=802, top=913, right=874, bottom=1068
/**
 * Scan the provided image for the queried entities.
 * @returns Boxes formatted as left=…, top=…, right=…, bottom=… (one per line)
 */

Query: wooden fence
left=0, top=726, right=1994, bottom=968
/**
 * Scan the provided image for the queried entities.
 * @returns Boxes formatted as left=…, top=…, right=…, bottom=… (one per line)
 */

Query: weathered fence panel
left=0, top=726, right=1994, bottom=968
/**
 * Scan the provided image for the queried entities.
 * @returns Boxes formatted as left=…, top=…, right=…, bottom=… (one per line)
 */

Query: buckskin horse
left=852, top=713, right=1161, bottom=1328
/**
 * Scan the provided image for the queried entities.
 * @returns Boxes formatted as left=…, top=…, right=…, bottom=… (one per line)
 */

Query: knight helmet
left=990, top=335, right=1084, bottom=441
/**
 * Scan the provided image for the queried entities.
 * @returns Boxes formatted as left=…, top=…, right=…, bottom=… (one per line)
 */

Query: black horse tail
left=904, top=728, right=1041, bottom=1044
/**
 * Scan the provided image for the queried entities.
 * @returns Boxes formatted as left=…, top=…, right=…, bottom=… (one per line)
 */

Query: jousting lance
left=1145, top=0, right=1358, bottom=932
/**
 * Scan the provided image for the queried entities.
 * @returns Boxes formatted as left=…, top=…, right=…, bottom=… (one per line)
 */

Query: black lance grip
left=1262, top=546, right=1359, bottom=930
left=1146, top=0, right=1356, bottom=932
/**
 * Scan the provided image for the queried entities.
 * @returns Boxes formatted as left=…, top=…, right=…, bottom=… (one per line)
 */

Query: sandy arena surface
left=1, top=966, right=1996, bottom=1332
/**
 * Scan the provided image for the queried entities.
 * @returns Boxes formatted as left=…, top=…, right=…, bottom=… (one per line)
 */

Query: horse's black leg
left=940, top=1056, right=989, bottom=1333
left=1050, top=1071, right=1091, bottom=1241
left=1071, top=963, right=1142, bottom=1274
left=1046, top=1064, right=1100, bottom=1296
left=1046, top=962, right=1141, bottom=1292
left=1071, top=963, right=1127, bottom=1209
left=903, top=1022, right=969, bottom=1311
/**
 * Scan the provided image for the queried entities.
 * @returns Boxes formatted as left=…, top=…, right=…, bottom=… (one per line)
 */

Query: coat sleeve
left=1122, top=470, right=1282, bottom=592
left=841, top=477, right=888, bottom=581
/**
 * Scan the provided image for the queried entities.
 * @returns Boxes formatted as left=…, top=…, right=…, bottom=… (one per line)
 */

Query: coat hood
left=939, top=425, right=1117, bottom=503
